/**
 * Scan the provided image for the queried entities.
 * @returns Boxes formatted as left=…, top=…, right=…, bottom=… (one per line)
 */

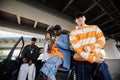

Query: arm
left=32, top=46, right=40, bottom=60
left=21, top=45, right=28, bottom=63
left=56, top=34, right=70, bottom=50
left=21, top=45, right=28, bottom=58
left=88, top=26, right=105, bottom=53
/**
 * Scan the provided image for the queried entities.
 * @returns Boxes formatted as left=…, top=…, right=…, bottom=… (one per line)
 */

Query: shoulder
left=60, top=34, right=69, bottom=37
left=24, top=45, right=30, bottom=47
left=88, top=25, right=98, bottom=28
left=34, top=45, right=39, bottom=48
left=86, top=25, right=100, bottom=31
left=69, top=28, right=77, bottom=36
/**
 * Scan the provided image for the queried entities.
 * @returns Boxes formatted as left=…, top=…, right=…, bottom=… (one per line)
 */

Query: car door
left=0, top=36, right=24, bottom=80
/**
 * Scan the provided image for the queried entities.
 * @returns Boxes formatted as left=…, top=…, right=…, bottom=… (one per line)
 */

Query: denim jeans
left=101, top=61, right=112, bottom=80
left=75, top=61, right=112, bottom=80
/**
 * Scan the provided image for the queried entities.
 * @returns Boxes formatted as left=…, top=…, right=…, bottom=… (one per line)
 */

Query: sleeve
left=89, top=26, right=105, bottom=53
left=56, top=34, right=70, bottom=50
left=33, top=46, right=40, bottom=59
left=21, top=45, right=28, bottom=58
left=69, top=31, right=83, bottom=54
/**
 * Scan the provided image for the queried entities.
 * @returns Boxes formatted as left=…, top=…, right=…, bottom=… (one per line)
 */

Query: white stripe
left=95, top=43, right=100, bottom=48
left=73, top=53, right=82, bottom=58
left=80, top=52, right=89, bottom=60
left=72, top=37, right=96, bottom=49
left=98, top=36, right=105, bottom=44
left=71, top=26, right=96, bottom=36
left=70, top=36, right=76, bottom=41
left=101, top=49, right=106, bottom=58
left=96, top=27, right=102, bottom=33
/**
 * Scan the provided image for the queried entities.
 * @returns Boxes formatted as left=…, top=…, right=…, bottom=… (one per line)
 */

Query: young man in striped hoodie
left=69, top=13, right=111, bottom=80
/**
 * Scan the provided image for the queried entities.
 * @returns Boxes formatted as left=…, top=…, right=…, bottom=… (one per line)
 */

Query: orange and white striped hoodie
left=69, top=25, right=105, bottom=63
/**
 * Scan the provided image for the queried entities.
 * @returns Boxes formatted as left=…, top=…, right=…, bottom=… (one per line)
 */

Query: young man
left=17, top=37, right=40, bottom=80
left=40, top=25, right=71, bottom=80
left=69, top=13, right=112, bottom=80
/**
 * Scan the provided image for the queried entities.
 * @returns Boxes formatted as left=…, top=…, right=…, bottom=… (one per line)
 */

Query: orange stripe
left=96, top=32, right=104, bottom=39
left=94, top=52, right=104, bottom=57
left=74, top=58, right=87, bottom=61
left=70, top=39, right=79, bottom=45
left=88, top=44, right=95, bottom=52
left=70, top=31, right=97, bottom=45
left=74, top=46, right=83, bottom=54
left=88, top=54, right=95, bottom=63
left=96, top=40, right=104, bottom=48
left=86, top=31, right=96, bottom=38
left=70, top=34, right=94, bottom=45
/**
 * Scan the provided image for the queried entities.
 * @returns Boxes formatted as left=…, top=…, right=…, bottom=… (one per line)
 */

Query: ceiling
left=0, top=0, right=120, bottom=41
left=32, top=0, right=120, bottom=40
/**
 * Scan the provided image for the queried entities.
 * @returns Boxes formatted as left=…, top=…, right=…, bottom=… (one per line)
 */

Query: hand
left=83, top=46, right=91, bottom=52
left=22, top=58, right=27, bottom=63
left=42, top=53, right=50, bottom=62
left=28, top=60, right=33, bottom=66
left=51, top=39, right=55, bottom=44
left=48, top=39, right=55, bottom=52
left=95, top=57, right=104, bottom=64
left=48, top=44, right=52, bottom=52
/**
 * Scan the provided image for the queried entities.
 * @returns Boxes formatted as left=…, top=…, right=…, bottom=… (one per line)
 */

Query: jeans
left=101, top=61, right=112, bottom=80
left=75, top=61, right=112, bottom=80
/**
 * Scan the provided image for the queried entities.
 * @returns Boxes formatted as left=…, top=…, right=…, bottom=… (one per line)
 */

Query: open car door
left=0, top=36, right=24, bottom=80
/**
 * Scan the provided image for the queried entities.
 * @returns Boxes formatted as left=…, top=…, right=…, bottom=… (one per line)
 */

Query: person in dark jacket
left=17, top=37, right=40, bottom=80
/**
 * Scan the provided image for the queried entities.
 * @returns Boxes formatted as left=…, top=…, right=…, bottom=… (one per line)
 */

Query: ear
left=83, top=16, right=86, bottom=21
left=75, top=18, right=77, bottom=23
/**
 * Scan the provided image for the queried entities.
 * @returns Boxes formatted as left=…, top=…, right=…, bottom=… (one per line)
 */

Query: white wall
left=104, top=39, right=120, bottom=59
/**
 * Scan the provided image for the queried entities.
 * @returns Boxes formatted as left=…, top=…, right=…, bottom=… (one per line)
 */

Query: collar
left=76, top=24, right=87, bottom=29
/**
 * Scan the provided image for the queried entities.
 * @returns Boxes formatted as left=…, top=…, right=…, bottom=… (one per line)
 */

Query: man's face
left=54, top=29, right=61, bottom=36
left=75, top=16, right=86, bottom=25
left=31, top=40, right=36, bottom=45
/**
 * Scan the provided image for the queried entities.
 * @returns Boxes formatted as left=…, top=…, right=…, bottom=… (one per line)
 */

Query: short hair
left=53, top=25, right=62, bottom=30
left=31, top=37, right=37, bottom=41
left=75, top=12, right=85, bottom=19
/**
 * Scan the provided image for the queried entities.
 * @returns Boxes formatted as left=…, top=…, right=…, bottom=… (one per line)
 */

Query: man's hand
left=83, top=46, right=91, bottom=52
left=22, top=58, right=27, bottom=63
left=95, top=57, right=104, bottom=64
left=28, top=60, right=33, bottom=66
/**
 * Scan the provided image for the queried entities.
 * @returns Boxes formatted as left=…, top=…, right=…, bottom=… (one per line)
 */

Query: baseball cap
left=75, top=12, right=85, bottom=19
left=53, top=25, right=62, bottom=30
left=31, top=37, right=37, bottom=41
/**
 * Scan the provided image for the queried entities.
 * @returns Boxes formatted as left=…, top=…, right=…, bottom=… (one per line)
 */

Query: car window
left=0, top=50, right=20, bottom=61
left=0, top=50, right=8, bottom=62
left=10, top=39, right=23, bottom=60
left=0, top=37, right=24, bottom=62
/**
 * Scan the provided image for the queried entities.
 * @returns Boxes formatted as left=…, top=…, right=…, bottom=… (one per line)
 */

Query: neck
left=31, top=44, right=35, bottom=46
left=78, top=23, right=86, bottom=28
